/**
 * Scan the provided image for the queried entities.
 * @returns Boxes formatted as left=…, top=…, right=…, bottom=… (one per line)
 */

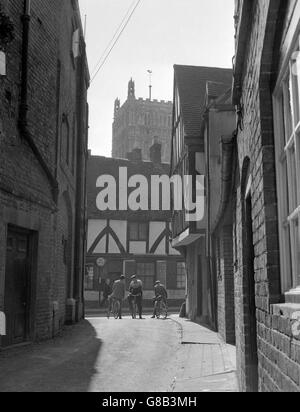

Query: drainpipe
left=204, top=109, right=217, bottom=332
left=19, top=0, right=59, bottom=203
left=74, top=38, right=88, bottom=321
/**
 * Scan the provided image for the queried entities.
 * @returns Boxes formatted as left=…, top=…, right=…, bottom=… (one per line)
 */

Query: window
left=274, top=42, right=300, bottom=291
left=157, top=261, right=167, bottom=286
left=136, top=262, right=155, bottom=290
left=85, top=266, right=94, bottom=291
left=72, top=29, right=80, bottom=59
left=177, top=262, right=186, bottom=289
left=129, top=222, right=148, bottom=241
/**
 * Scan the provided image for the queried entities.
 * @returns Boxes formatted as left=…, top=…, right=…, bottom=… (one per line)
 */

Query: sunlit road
left=0, top=316, right=181, bottom=392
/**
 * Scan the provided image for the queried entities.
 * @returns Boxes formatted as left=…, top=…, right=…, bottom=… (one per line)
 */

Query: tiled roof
left=174, top=65, right=233, bottom=138
left=206, top=81, right=231, bottom=102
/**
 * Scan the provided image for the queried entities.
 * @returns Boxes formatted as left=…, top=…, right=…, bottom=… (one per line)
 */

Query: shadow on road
left=0, top=320, right=102, bottom=392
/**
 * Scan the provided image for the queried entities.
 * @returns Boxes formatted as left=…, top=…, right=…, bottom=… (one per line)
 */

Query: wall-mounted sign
left=96, top=258, right=106, bottom=267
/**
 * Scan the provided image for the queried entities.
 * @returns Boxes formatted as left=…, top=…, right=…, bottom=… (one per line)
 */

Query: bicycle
left=154, top=297, right=168, bottom=319
left=128, top=294, right=140, bottom=319
left=107, top=297, right=121, bottom=320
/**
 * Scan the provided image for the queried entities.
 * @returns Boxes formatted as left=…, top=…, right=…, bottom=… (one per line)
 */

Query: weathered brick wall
left=216, top=224, right=235, bottom=345
left=0, top=0, right=87, bottom=343
left=257, top=307, right=300, bottom=392
left=234, top=0, right=300, bottom=392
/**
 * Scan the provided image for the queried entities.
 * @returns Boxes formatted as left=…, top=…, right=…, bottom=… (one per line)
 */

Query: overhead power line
left=90, top=0, right=137, bottom=76
left=91, top=0, right=142, bottom=83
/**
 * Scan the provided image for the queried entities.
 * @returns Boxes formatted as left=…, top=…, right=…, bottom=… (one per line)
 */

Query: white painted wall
left=87, top=219, right=107, bottom=251
left=149, top=222, right=165, bottom=250
left=130, top=241, right=147, bottom=255
left=110, top=220, right=127, bottom=250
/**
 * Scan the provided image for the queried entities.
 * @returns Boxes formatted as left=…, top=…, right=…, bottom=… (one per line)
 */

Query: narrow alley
left=0, top=316, right=237, bottom=393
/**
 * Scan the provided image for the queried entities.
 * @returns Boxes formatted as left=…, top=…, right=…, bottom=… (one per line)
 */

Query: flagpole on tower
left=147, top=70, right=152, bottom=101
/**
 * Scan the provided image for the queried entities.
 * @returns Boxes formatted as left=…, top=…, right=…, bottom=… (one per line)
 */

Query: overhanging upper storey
left=170, top=65, right=233, bottom=245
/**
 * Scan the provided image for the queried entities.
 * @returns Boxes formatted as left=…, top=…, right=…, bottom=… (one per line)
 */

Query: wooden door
left=3, top=228, right=31, bottom=347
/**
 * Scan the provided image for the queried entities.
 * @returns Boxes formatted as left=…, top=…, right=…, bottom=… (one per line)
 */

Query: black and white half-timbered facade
left=86, top=150, right=186, bottom=308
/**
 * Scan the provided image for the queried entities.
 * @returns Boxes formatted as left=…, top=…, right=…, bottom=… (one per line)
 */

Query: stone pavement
left=169, top=316, right=239, bottom=393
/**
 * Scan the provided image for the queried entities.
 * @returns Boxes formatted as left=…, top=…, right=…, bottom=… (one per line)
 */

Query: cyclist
left=109, top=274, right=126, bottom=319
left=128, top=275, right=143, bottom=319
left=151, top=280, right=168, bottom=319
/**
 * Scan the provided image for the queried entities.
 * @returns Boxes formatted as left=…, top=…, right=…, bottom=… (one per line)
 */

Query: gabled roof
left=174, top=65, right=232, bottom=138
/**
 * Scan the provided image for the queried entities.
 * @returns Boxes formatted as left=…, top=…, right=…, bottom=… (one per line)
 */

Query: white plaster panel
left=87, top=220, right=107, bottom=251
left=149, top=222, right=165, bottom=250
left=129, top=242, right=147, bottom=254
left=110, top=220, right=127, bottom=250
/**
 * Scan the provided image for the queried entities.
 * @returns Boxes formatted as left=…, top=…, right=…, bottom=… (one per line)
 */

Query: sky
left=79, top=0, right=235, bottom=157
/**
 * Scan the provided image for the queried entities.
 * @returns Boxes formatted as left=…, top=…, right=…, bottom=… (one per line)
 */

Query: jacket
left=155, top=284, right=168, bottom=300
left=111, top=280, right=126, bottom=300
left=129, top=280, right=143, bottom=296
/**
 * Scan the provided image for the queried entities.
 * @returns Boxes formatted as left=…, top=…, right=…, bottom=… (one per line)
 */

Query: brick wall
left=233, top=0, right=300, bottom=392
left=0, top=0, right=88, bottom=344
left=216, top=224, right=235, bottom=345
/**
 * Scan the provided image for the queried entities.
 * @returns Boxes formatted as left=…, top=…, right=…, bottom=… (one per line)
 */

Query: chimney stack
left=127, top=148, right=142, bottom=162
left=150, top=138, right=162, bottom=164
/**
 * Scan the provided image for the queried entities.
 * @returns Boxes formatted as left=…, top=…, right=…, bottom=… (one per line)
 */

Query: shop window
left=177, top=262, right=186, bottom=289
left=137, top=262, right=155, bottom=290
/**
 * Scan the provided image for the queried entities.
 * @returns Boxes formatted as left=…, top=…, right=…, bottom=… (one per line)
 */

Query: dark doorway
left=245, top=194, right=259, bottom=392
left=197, top=255, right=203, bottom=317
left=3, top=226, right=34, bottom=347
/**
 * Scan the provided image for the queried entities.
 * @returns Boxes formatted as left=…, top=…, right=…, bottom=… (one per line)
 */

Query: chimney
left=127, top=148, right=142, bottom=162
left=150, top=139, right=162, bottom=164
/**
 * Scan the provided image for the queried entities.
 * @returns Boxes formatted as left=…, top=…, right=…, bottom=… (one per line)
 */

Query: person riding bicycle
left=151, top=280, right=168, bottom=319
left=109, top=274, right=126, bottom=319
left=128, top=275, right=143, bottom=319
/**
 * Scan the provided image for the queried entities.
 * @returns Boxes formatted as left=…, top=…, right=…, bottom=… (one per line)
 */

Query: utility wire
left=91, top=0, right=142, bottom=83
left=90, top=0, right=137, bottom=77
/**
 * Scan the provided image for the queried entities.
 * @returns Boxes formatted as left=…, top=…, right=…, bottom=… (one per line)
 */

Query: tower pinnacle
left=128, top=78, right=135, bottom=99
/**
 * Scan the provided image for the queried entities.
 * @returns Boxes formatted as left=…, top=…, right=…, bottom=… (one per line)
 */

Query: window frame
left=273, top=33, right=300, bottom=294
left=176, top=261, right=186, bottom=290
left=128, top=222, right=148, bottom=242
left=136, top=262, right=155, bottom=291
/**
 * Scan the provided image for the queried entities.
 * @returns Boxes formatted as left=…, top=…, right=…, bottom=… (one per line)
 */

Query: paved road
left=0, top=316, right=181, bottom=392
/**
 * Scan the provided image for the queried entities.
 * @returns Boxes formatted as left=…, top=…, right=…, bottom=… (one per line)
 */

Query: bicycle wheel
left=131, top=299, right=137, bottom=319
left=113, top=300, right=120, bottom=319
left=107, top=298, right=111, bottom=319
left=160, top=302, right=168, bottom=319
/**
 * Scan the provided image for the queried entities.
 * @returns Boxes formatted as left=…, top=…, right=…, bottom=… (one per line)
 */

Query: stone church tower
left=112, top=79, right=173, bottom=163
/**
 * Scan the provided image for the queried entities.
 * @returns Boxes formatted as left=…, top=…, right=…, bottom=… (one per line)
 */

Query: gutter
left=19, top=0, right=59, bottom=203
